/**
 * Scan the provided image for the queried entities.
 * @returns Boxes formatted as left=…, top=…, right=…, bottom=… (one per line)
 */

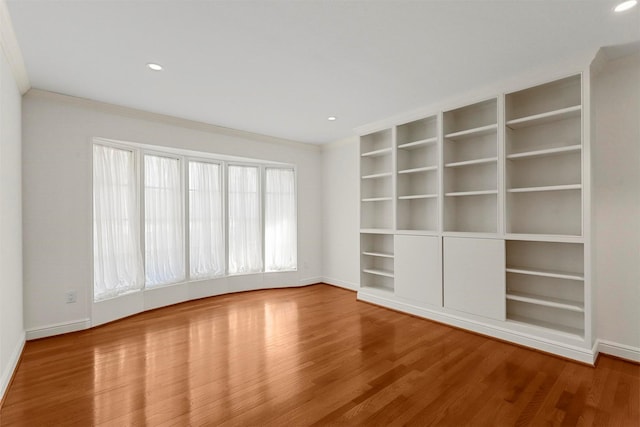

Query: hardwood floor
left=1, top=284, right=638, bottom=426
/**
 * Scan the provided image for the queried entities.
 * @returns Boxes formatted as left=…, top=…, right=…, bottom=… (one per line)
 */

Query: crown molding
left=0, top=0, right=30, bottom=94
left=26, top=89, right=321, bottom=152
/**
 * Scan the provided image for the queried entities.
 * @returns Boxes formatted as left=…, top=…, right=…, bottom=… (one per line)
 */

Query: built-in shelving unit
left=361, top=233, right=395, bottom=293
left=506, top=240, right=585, bottom=338
left=443, top=98, right=498, bottom=234
left=396, top=116, right=439, bottom=233
left=357, top=70, right=591, bottom=362
left=505, top=74, right=582, bottom=236
left=361, top=129, right=394, bottom=230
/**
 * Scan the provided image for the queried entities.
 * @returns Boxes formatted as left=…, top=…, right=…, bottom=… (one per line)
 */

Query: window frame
left=91, top=138, right=297, bottom=302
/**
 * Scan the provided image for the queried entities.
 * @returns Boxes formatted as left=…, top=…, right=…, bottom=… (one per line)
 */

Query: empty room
left=0, top=0, right=639, bottom=425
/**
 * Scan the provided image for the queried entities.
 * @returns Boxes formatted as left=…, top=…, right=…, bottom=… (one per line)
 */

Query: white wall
left=592, top=52, right=640, bottom=354
left=321, top=137, right=360, bottom=290
left=21, top=90, right=322, bottom=336
left=0, top=46, right=24, bottom=400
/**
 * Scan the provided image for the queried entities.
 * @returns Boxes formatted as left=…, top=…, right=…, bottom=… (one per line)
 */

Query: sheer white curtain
left=144, top=155, right=185, bottom=286
left=265, top=168, right=297, bottom=271
left=93, top=144, right=143, bottom=301
left=189, top=161, right=224, bottom=279
left=228, top=165, right=263, bottom=274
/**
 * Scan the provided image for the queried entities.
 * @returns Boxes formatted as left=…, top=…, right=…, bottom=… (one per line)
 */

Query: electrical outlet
left=65, top=290, right=77, bottom=304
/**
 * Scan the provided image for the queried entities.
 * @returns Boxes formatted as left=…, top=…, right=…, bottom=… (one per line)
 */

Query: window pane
left=93, top=145, right=143, bottom=301
left=228, top=165, right=262, bottom=274
left=145, top=155, right=185, bottom=286
left=189, top=161, right=224, bottom=279
left=265, top=168, right=297, bottom=271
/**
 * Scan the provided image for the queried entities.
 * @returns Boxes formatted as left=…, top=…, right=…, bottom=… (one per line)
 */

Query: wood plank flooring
left=1, top=284, right=638, bottom=426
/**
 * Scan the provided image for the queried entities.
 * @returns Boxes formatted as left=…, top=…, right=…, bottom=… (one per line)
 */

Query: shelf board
left=507, top=315, right=584, bottom=340
left=360, top=229, right=395, bottom=234
left=445, top=189, right=498, bottom=197
left=506, top=105, right=582, bottom=129
left=398, top=194, right=438, bottom=200
left=361, top=197, right=393, bottom=202
left=361, top=147, right=392, bottom=157
left=507, top=184, right=581, bottom=193
left=398, top=165, right=437, bottom=174
left=506, top=266, right=584, bottom=281
left=445, top=157, right=498, bottom=168
left=361, top=172, right=393, bottom=180
left=362, top=268, right=394, bottom=278
left=362, top=251, right=394, bottom=259
left=397, top=137, right=438, bottom=150
left=360, top=283, right=394, bottom=295
left=396, top=229, right=439, bottom=236
left=507, top=144, right=582, bottom=160
left=505, top=234, right=584, bottom=243
left=507, top=291, right=584, bottom=313
left=445, top=124, right=497, bottom=141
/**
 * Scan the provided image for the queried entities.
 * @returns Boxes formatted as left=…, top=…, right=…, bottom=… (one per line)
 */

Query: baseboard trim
left=0, top=331, right=25, bottom=406
left=358, top=291, right=596, bottom=365
left=321, top=277, right=359, bottom=291
left=597, top=339, right=640, bottom=363
left=26, top=319, right=91, bottom=340
left=298, top=276, right=323, bottom=286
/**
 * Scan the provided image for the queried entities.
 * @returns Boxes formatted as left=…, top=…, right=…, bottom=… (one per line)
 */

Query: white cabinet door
left=443, top=237, right=505, bottom=320
left=395, top=235, right=442, bottom=307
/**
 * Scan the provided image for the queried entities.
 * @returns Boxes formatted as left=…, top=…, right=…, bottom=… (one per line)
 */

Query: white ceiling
left=6, top=0, right=640, bottom=144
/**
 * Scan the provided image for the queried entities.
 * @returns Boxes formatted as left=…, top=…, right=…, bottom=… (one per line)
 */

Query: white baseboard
left=321, top=277, right=359, bottom=291
left=26, top=319, right=91, bottom=340
left=1, top=331, right=25, bottom=403
left=597, top=339, right=640, bottom=363
left=297, top=276, right=323, bottom=286
left=358, top=291, right=597, bottom=365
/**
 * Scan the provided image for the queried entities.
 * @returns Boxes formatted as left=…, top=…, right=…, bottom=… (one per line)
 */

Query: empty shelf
left=507, top=291, right=584, bottom=312
left=507, top=144, right=581, bottom=160
left=362, top=251, right=394, bottom=258
left=445, top=157, right=498, bottom=168
left=398, top=166, right=437, bottom=174
left=361, top=147, right=392, bottom=157
left=398, top=194, right=437, bottom=200
left=507, top=315, right=583, bottom=339
left=362, top=268, right=394, bottom=278
left=506, top=105, right=581, bottom=129
left=397, top=137, right=438, bottom=149
left=361, top=172, right=393, bottom=180
left=361, top=197, right=393, bottom=202
left=445, top=124, right=497, bottom=141
left=506, top=266, right=583, bottom=281
left=507, top=184, right=581, bottom=193
left=445, top=189, right=498, bottom=197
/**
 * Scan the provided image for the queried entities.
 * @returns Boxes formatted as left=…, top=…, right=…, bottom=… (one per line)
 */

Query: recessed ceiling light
left=147, top=63, right=163, bottom=71
left=614, top=0, right=637, bottom=12
left=328, top=116, right=337, bottom=121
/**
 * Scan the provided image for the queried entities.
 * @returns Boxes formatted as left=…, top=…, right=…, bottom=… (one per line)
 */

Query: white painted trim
left=597, top=339, right=640, bottom=363
left=26, top=319, right=91, bottom=340
left=298, top=276, right=323, bottom=286
left=0, top=0, right=30, bottom=94
left=0, top=331, right=25, bottom=402
left=358, top=291, right=597, bottom=364
left=321, top=277, right=359, bottom=291
left=25, top=89, right=321, bottom=151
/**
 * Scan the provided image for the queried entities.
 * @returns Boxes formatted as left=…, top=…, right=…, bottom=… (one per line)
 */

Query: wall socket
left=65, top=290, right=77, bottom=304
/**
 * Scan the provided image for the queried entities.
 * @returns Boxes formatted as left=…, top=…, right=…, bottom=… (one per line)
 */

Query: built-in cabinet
left=358, top=71, right=592, bottom=362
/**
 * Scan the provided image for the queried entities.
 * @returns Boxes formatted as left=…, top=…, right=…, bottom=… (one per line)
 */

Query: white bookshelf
left=443, top=98, right=498, bottom=234
left=356, top=71, right=591, bottom=361
left=506, top=240, right=585, bottom=338
left=361, top=129, right=394, bottom=231
left=361, top=233, right=395, bottom=293
left=396, top=115, right=439, bottom=232
left=505, top=74, right=582, bottom=236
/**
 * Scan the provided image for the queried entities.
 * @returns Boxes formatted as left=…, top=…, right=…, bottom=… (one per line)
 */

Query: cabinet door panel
left=395, top=235, right=442, bottom=307
left=444, top=237, right=505, bottom=320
